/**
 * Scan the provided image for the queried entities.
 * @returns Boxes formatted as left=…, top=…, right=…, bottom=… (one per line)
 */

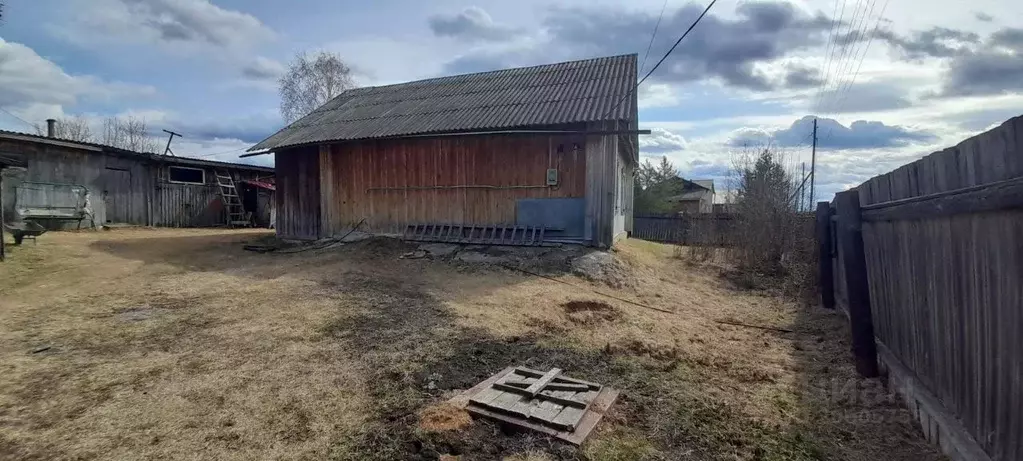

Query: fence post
left=834, top=190, right=879, bottom=377
left=815, top=201, right=835, bottom=309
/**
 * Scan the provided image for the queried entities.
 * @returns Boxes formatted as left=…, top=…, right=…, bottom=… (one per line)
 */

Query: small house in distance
left=249, top=54, right=642, bottom=248
left=0, top=129, right=275, bottom=229
left=668, top=179, right=715, bottom=213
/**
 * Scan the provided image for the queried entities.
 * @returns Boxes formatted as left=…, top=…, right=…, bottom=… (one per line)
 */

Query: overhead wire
left=600, top=0, right=719, bottom=120
left=828, top=0, right=890, bottom=121
left=820, top=0, right=888, bottom=143
left=823, top=0, right=875, bottom=114
left=818, top=0, right=869, bottom=116
left=813, top=0, right=850, bottom=115
left=639, top=0, right=670, bottom=76
left=0, top=107, right=36, bottom=130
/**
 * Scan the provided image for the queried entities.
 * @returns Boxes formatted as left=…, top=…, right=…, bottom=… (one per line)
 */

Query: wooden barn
left=248, top=54, right=642, bottom=248
left=0, top=129, right=275, bottom=229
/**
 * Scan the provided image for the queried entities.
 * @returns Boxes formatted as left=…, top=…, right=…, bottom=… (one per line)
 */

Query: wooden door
left=103, top=168, right=132, bottom=224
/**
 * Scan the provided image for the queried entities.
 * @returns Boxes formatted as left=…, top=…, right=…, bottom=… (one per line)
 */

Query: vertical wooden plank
left=835, top=190, right=879, bottom=377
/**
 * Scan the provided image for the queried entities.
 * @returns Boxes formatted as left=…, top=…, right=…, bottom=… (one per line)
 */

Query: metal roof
left=250, top=54, right=638, bottom=152
left=0, top=130, right=273, bottom=173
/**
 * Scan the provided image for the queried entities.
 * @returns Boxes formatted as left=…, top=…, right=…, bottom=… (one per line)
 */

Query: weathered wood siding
left=0, top=136, right=274, bottom=229
left=275, top=147, right=321, bottom=239
left=318, top=133, right=587, bottom=237
left=827, top=115, right=1023, bottom=461
left=152, top=163, right=269, bottom=228
left=0, top=139, right=151, bottom=228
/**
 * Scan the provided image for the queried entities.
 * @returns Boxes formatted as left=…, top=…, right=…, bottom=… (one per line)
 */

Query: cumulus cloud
left=729, top=116, right=937, bottom=150
left=0, top=39, right=156, bottom=125
left=64, top=0, right=275, bottom=52
left=428, top=7, right=519, bottom=41
left=877, top=26, right=980, bottom=59
left=442, top=1, right=834, bottom=91
left=974, top=12, right=994, bottom=22
left=875, top=25, right=1023, bottom=98
left=638, top=83, right=682, bottom=108
left=640, top=128, right=687, bottom=154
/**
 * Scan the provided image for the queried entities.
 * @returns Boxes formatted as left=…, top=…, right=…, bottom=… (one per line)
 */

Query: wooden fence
left=818, top=115, right=1022, bottom=461
left=632, top=213, right=736, bottom=246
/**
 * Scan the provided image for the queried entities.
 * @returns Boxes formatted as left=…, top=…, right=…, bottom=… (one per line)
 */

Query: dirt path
left=0, top=229, right=944, bottom=460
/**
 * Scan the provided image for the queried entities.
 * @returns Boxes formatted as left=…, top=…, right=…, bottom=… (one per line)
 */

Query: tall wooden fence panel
left=632, top=214, right=736, bottom=246
left=822, top=115, right=1022, bottom=461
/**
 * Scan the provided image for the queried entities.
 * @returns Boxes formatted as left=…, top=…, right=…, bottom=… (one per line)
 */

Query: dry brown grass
left=0, top=228, right=945, bottom=460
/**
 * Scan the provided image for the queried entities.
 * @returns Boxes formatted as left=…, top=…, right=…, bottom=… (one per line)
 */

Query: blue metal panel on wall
left=515, top=198, right=585, bottom=238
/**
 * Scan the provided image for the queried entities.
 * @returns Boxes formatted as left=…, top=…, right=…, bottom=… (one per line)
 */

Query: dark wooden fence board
left=829, top=114, right=1023, bottom=461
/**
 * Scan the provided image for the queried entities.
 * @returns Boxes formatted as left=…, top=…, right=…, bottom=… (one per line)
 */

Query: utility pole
left=809, top=118, right=818, bottom=206
left=800, top=162, right=806, bottom=211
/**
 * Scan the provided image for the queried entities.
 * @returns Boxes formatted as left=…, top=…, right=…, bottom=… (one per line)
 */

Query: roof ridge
left=349, top=54, right=637, bottom=95
left=287, top=92, right=625, bottom=129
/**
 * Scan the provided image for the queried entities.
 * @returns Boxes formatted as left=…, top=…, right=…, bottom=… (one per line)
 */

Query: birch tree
left=278, top=51, right=355, bottom=123
left=103, top=116, right=161, bottom=153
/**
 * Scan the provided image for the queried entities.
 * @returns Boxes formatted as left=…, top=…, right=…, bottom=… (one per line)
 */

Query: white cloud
left=640, top=128, right=687, bottom=154
left=0, top=39, right=156, bottom=130
left=638, top=83, right=683, bottom=109
left=429, top=6, right=520, bottom=41
left=59, top=0, right=275, bottom=54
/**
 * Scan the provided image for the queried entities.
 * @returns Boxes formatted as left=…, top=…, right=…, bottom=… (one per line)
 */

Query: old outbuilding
left=248, top=54, right=642, bottom=248
left=0, top=129, right=275, bottom=229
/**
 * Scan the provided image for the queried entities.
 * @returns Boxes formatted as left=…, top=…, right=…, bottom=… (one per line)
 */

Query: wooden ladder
left=215, top=170, right=249, bottom=227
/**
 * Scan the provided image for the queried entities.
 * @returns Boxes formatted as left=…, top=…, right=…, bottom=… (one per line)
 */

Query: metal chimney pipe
left=46, top=119, right=56, bottom=138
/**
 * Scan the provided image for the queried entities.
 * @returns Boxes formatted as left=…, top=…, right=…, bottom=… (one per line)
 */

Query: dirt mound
left=417, top=404, right=473, bottom=433
left=562, top=300, right=620, bottom=325
left=569, top=251, right=635, bottom=289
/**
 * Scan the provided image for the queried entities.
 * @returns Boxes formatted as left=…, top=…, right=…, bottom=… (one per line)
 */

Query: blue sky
left=1, top=0, right=1021, bottom=201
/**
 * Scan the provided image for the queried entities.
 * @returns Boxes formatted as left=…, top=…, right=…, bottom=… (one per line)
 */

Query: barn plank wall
left=825, top=115, right=1023, bottom=461
left=585, top=121, right=626, bottom=248
left=0, top=140, right=150, bottom=228
left=276, top=147, right=321, bottom=239
left=1, top=137, right=273, bottom=230
left=319, top=133, right=587, bottom=238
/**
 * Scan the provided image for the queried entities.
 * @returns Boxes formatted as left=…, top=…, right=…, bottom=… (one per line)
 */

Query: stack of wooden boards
left=450, top=366, right=619, bottom=444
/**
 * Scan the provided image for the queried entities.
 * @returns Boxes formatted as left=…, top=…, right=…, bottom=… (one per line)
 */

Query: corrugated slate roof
left=250, top=54, right=638, bottom=152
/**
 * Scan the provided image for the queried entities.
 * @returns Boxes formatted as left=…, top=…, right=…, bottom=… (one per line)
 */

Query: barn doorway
left=103, top=167, right=132, bottom=223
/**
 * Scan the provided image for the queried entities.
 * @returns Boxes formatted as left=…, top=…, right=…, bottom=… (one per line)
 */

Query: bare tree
left=34, top=116, right=94, bottom=142
left=279, top=51, right=355, bottom=123
left=102, top=116, right=160, bottom=153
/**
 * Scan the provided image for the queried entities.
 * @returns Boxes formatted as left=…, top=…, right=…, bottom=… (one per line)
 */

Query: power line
left=818, top=0, right=864, bottom=114
left=820, top=0, right=889, bottom=143
left=828, top=0, right=889, bottom=118
left=813, top=0, right=850, bottom=115
left=637, top=0, right=717, bottom=89
left=602, top=0, right=719, bottom=120
left=822, top=0, right=875, bottom=114
left=0, top=107, right=35, bottom=130
left=639, top=0, right=670, bottom=76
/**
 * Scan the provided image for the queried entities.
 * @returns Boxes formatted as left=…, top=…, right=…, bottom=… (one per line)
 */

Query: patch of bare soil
left=418, top=404, right=473, bottom=433
left=561, top=300, right=620, bottom=325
